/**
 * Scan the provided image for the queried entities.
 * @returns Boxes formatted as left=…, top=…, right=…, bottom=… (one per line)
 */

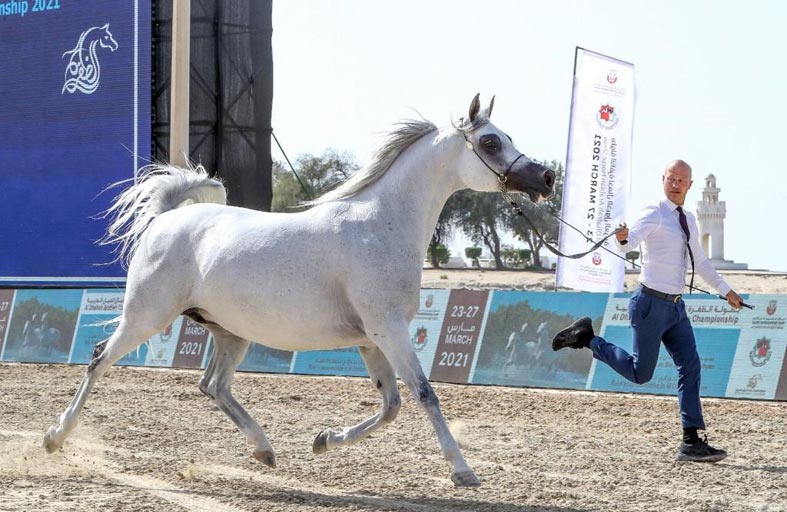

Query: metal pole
left=169, top=0, right=190, bottom=166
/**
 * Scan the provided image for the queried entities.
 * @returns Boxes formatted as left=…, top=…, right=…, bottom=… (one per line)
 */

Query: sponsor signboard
left=238, top=344, right=294, bottom=374
left=0, top=289, right=16, bottom=358
left=1, top=286, right=786, bottom=402
left=407, top=289, right=450, bottom=378
left=292, top=347, right=367, bottom=377
left=1, top=289, right=81, bottom=363
left=172, top=319, right=213, bottom=369
left=429, top=290, right=490, bottom=384
left=70, top=289, right=124, bottom=364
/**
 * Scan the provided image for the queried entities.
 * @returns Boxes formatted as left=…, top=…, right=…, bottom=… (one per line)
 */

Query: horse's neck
left=88, top=40, right=100, bottom=66
left=357, top=132, right=463, bottom=253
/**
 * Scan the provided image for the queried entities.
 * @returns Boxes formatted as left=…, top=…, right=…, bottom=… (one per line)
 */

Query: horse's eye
left=480, top=135, right=499, bottom=151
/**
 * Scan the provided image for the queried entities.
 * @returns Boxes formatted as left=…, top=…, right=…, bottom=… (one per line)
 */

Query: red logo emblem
left=411, top=326, right=428, bottom=352
left=607, top=69, right=618, bottom=84
left=749, top=337, right=772, bottom=367
left=592, top=252, right=602, bottom=266
left=596, top=104, right=619, bottom=129
left=160, top=323, right=174, bottom=343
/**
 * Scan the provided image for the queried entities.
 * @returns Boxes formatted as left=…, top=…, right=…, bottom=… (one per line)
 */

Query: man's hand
left=726, top=290, right=744, bottom=310
left=615, top=223, right=629, bottom=243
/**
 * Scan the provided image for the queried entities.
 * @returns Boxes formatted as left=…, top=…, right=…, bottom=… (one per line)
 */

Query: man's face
left=662, top=165, right=692, bottom=205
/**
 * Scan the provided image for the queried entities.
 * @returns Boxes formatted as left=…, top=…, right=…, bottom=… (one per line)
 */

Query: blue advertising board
left=0, top=0, right=151, bottom=285
left=1, top=285, right=786, bottom=402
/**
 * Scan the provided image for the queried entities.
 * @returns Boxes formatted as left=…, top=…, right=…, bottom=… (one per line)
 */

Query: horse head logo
left=62, top=23, right=119, bottom=95
left=96, top=24, right=119, bottom=51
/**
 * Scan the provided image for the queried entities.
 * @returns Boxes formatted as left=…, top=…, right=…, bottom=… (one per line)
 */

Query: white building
left=695, top=174, right=748, bottom=270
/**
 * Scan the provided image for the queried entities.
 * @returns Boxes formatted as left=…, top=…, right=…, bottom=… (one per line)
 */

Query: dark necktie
left=676, top=206, right=695, bottom=294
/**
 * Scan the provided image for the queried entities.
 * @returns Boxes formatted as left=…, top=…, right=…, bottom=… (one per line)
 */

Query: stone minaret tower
left=696, top=174, right=725, bottom=261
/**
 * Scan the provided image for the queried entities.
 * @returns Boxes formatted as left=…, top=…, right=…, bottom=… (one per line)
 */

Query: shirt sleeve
left=614, top=205, right=661, bottom=252
left=686, top=212, right=732, bottom=296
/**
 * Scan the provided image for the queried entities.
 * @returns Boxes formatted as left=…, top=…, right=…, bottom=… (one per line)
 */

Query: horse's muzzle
left=507, top=163, right=556, bottom=203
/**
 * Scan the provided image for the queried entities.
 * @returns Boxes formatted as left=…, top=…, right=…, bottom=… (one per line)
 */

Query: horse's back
left=128, top=202, right=369, bottom=349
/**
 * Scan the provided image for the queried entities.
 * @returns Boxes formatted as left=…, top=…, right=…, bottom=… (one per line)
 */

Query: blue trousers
left=590, top=287, right=705, bottom=429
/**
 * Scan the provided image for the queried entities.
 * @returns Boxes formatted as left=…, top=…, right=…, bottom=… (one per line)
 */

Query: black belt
left=641, top=285, right=682, bottom=303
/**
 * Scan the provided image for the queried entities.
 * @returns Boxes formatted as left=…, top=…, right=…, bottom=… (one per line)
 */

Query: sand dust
left=1, top=362, right=785, bottom=512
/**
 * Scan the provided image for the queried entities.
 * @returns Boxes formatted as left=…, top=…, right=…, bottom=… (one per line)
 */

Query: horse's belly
left=196, top=283, right=368, bottom=351
left=218, top=313, right=367, bottom=351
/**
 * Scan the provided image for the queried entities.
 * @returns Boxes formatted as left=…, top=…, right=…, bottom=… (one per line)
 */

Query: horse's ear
left=482, top=95, right=495, bottom=118
left=468, top=93, right=481, bottom=123
left=101, top=23, right=109, bottom=29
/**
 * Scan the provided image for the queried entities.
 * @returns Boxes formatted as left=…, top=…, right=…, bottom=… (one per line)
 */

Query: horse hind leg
left=43, top=318, right=163, bottom=453
left=313, top=344, right=401, bottom=454
left=199, top=326, right=276, bottom=467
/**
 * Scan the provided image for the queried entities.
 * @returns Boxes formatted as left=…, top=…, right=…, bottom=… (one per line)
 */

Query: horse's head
left=98, top=24, right=119, bottom=51
left=455, top=94, right=555, bottom=203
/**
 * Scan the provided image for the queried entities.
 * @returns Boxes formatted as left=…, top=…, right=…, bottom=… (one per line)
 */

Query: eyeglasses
left=664, top=177, right=688, bottom=186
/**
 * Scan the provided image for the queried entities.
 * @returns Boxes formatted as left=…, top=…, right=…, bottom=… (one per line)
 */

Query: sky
left=270, top=1, right=787, bottom=272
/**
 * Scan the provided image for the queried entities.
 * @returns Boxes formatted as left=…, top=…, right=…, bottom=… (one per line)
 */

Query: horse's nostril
left=544, top=170, right=555, bottom=188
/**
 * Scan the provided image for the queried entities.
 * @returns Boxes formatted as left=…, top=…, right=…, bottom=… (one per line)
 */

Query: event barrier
left=1, top=287, right=785, bottom=401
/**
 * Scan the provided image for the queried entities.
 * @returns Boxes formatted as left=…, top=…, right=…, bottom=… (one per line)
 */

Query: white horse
left=44, top=94, right=555, bottom=487
left=533, top=321, right=561, bottom=378
left=21, top=312, right=61, bottom=357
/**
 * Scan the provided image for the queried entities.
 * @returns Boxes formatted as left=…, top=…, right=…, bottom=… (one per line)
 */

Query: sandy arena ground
left=1, top=270, right=786, bottom=512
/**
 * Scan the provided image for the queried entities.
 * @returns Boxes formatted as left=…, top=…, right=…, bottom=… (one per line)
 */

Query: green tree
left=272, top=150, right=358, bottom=212
left=500, top=247, right=533, bottom=268
left=427, top=243, right=450, bottom=265
left=626, top=250, right=640, bottom=267
left=465, top=247, right=482, bottom=267
left=428, top=192, right=465, bottom=268
left=453, top=190, right=510, bottom=269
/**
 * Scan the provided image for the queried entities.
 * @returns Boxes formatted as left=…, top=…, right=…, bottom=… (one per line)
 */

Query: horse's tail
left=99, top=162, right=227, bottom=268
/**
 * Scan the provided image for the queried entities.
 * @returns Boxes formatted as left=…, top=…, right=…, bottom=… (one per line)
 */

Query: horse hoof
left=451, top=470, right=481, bottom=487
left=252, top=449, right=276, bottom=468
left=312, top=430, right=330, bottom=455
left=43, top=427, right=62, bottom=454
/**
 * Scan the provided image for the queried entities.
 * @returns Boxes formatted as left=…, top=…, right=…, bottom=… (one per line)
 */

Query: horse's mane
left=309, top=118, right=438, bottom=204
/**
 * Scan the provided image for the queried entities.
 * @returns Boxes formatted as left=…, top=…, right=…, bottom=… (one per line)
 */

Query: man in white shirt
left=552, top=159, right=744, bottom=462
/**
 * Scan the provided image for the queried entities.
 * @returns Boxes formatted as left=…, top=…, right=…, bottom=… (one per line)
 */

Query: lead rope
left=498, top=179, right=621, bottom=259
left=462, top=131, right=753, bottom=308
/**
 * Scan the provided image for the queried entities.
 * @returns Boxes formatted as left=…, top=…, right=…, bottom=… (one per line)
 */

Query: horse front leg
left=200, top=327, right=276, bottom=467
left=367, top=316, right=480, bottom=487
left=313, top=344, right=401, bottom=454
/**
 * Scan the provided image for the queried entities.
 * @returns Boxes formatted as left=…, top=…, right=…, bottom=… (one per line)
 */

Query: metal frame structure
left=152, top=0, right=273, bottom=211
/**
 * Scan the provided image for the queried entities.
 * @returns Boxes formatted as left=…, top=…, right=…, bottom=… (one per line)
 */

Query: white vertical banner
left=556, top=48, right=636, bottom=292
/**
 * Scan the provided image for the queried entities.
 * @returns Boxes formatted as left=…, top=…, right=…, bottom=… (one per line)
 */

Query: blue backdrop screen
left=0, top=0, right=151, bottom=285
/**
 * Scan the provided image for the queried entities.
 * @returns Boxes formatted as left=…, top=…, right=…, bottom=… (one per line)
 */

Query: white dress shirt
left=615, top=198, right=731, bottom=296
